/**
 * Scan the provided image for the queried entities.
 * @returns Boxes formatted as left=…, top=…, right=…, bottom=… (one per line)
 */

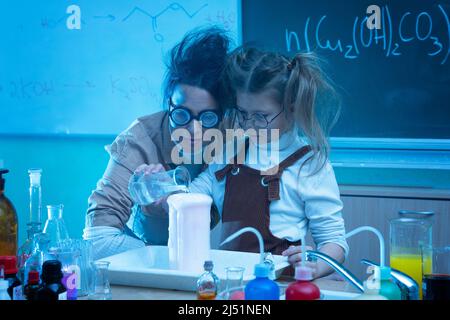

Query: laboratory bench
left=81, top=277, right=359, bottom=300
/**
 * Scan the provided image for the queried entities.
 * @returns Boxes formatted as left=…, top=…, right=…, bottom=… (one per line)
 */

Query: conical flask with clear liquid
left=43, top=204, right=69, bottom=251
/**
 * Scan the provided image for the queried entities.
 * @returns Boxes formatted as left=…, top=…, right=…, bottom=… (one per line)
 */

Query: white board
left=0, top=0, right=240, bottom=135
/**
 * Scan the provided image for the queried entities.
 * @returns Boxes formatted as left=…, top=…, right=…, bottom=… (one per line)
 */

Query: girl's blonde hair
left=223, top=46, right=341, bottom=174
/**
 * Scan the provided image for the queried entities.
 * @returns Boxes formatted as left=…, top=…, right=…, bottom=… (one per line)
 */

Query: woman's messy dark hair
left=163, top=26, right=232, bottom=110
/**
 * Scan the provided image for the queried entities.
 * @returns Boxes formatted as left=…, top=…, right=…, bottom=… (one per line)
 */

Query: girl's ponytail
left=284, top=53, right=340, bottom=174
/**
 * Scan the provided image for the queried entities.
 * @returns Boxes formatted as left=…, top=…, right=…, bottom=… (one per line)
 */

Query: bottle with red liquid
left=0, top=256, right=22, bottom=300
left=286, top=266, right=321, bottom=300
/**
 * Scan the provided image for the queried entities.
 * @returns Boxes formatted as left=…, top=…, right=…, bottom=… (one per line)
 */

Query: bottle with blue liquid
left=245, top=263, right=279, bottom=300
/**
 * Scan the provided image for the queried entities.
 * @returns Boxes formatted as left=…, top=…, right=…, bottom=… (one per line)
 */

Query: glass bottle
left=17, top=224, right=41, bottom=282
left=88, top=261, right=112, bottom=300
left=390, top=210, right=433, bottom=299
left=17, top=169, right=43, bottom=282
left=35, top=260, right=67, bottom=300
left=0, top=169, right=18, bottom=256
left=43, top=204, right=69, bottom=251
left=23, top=233, right=51, bottom=284
left=196, top=260, right=220, bottom=300
left=24, top=270, right=41, bottom=301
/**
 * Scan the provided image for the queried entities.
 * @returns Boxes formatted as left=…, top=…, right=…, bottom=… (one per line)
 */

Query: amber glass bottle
left=0, top=169, right=18, bottom=256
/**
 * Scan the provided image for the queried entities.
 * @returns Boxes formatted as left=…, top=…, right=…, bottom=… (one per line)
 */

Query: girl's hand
left=134, top=163, right=165, bottom=175
left=282, top=245, right=318, bottom=276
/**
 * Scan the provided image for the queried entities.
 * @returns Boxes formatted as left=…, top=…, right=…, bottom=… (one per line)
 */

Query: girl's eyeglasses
left=233, top=107, right=284, bottom=129
left=168, top=99, right=221, bottom=129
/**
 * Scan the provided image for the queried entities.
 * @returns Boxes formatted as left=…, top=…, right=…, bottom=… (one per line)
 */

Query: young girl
left=187, top=47, right=349, bottom=279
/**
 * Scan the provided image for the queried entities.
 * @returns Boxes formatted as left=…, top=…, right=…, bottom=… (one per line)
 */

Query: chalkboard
left=242, top=0, right=450, bottom=139
left=0, top=0, right=240, bottom=135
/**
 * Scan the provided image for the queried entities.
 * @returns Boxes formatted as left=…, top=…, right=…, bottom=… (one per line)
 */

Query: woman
left=83, top=27, right=231, bottom=260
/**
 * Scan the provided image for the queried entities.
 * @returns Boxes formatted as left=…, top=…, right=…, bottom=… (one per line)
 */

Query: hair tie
left=287, top=59, right=296, bottom=71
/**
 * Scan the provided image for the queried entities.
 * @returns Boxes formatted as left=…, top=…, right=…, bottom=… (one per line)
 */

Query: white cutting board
left=101, top=246, right=290, bottom=291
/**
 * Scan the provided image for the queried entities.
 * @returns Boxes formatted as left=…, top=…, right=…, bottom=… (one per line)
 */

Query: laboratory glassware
left=0, top=169, right=18, bottom=256
left=88, top=261, right=112, bottom=300
left=196, top=261, right=220, bottom=300
left=18, top=169, right=43, bottom=282
left=222, top=266, right=245, bottom=299
left=43, top=204, right=70, bottom=251
left=422, top=245, right=450, bottom=300
left=390, top=210, right=433, bottom=299
left=128, top=166, right=190, bottom=205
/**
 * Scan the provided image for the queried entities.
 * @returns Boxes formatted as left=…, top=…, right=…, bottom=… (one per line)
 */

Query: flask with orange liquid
left=196, top=260, right=219, bottom=300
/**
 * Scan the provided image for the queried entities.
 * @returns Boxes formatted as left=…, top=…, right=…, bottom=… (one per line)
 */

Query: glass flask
left=43, top=204, right=69, bottom=251
left=17, top=223, right=42, bottom=282
left=23, top=233, right=51, bottom=284
left=390, top=210, right=434, bottom=299
left=196, top=261, right=220, bottom=300
left=422, top=245, right=450, bottom=300
left=88, top=261, right=112, bottom=300
left=128, top=166, right=190, bottom=205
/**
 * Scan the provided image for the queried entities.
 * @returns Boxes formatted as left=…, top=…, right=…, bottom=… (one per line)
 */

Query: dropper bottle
left=355, top=280, right=388, bottom=300
left=286, top=266, right=321, bottom=300
left=345, top=226, right=402, bottom=300
left=245, top=263, right=280, bottom=300
left=286, top=237, right=321, bottom=300
left=220, top=227, right=280, bottom=300
left=379, top=266, right=401, bottom=300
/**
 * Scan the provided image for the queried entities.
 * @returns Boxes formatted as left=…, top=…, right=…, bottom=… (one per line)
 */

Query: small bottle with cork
left=196, top=260, right=220, bottom=300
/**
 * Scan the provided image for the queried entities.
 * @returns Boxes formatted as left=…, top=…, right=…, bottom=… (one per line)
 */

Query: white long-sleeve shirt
left=190, top=128, right=349, bottom=256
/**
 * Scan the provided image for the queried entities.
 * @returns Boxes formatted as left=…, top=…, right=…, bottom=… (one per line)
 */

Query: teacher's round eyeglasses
left=168, top=99, right=221, bottom=129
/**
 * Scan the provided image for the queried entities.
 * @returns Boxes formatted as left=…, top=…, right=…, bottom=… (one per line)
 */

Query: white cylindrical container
left=167, top=193, right=212, bottom=273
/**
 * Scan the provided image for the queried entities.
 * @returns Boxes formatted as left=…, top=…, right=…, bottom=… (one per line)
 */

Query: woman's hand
left=133, top=163, right=167, bottom=209
left=282, top=245, right=318, bottom=277
left=134, top=163, right=165, bottom=175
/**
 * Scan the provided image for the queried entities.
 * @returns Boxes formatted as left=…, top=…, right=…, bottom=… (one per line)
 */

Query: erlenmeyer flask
left=43, top=204, right=69, bottom=251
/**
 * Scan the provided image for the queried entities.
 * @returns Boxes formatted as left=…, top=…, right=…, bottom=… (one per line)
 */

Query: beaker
left=43, top=204, right=70, bottom=251
left=50, top=244, right=81, bottom=300
left=422, top=246, right=450, bottom=300
left=223, top=267, right=245, bottom=300
left=88, top=261, right=112, bottom=300
left=128, top=166, right=190, bottom=205
left=389, top=210, right=433, bottom=299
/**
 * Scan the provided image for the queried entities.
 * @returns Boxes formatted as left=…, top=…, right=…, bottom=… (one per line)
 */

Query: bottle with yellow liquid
left=390, top=210, right=433, bottom=299
left=0, top=169, right=18, bottom=256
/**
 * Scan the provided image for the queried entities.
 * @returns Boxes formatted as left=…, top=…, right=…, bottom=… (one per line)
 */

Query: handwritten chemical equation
left=38, top=2, right=234, bottom=43
left=4, top=76, right=157, bottom=101
left=285, top=4, right=450, bottom=64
